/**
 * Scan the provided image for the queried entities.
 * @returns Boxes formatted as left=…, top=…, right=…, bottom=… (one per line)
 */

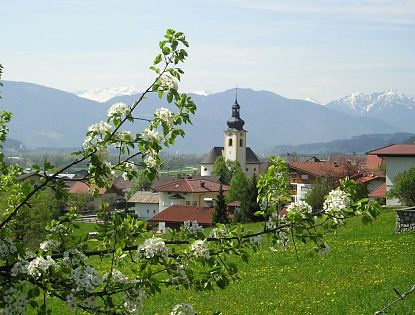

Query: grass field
left=38, top=210, right=415, bottom=314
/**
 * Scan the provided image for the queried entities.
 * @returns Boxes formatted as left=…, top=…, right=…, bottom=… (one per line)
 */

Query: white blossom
left=159, top=76, right=178, bottom=91
left=171, top=303, right=196, bottom=315
left=71, top=265, right=103, bottom=293
left=286, top=200, right=313, bottom=218
left=66, top=293, right=77, bottom=310
left=155, top=107, right=174, bottom=125
left=88, top=121, right=112, bottom=134
left=122, top=161, right=136, bottom=180
left=319, top=242, right=330, bottom=256
left=275, top=230, right=290, bottom=249
left=208, top=227, right=228, bottom=238
left=190, top=239, right=210, bottom=260
left=144, top=154, right=158, bottom=169
left=40, top=240, right=60, bottom=252
left=323, top=189, right=351, bottom=224
left=107, top=102, right=129, bottom=117
left=0, top=237, right=17, bottom=259
left=181, top=220, right=204, bottom=236
left=142, top=128, right=160, bottom=142
left=123, top=288, right=146, bottom=313
left=249, top=235, right=262, bottom=247
left=171, top=264, right=190, bottom=285
left=103, top=269, right=129, bottom=285
left=137, top=237, right=168, bottom=259
left=2, top=287, right=27, bottom=314
left=27, top=256, right=56, bottom=278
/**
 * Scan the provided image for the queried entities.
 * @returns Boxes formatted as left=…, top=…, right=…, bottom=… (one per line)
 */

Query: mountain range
left=1, top=81, right=414, bottom=154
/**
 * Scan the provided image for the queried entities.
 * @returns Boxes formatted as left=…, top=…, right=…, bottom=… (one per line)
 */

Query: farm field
left=39, top=210, right=415, bottom=314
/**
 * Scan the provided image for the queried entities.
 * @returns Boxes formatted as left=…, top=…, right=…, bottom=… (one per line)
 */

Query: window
left=192, top=201, right=197, bottom=206
left=186, top=201, right=191, bottom=205
left=246, top=168, right=249, bottom=172
left=153, top=210, right=156, bottom=214
left=254, top=168, right=256, bottom=172
left=228, top=138, right=233, bottom=146
left=240, top=139, right=243, bottom=147
left=147, top=209, right=149, bottom=214
left=204, top=167, right=207, bottom=172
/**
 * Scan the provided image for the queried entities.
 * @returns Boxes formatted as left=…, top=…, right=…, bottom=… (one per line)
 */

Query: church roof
left=201, top=146, right=261, bottom=165
left=200, top=147, right=223, bottom=164
left=227, top=99, right=245, bottom=131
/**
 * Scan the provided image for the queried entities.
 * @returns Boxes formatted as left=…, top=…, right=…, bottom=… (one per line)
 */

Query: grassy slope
left=141, top=210, right=415, bottom=314
left=39, top=211, right=415, bottom=314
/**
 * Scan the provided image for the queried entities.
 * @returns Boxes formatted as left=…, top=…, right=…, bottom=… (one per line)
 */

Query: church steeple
left=227, top=88, right=245, bottom=130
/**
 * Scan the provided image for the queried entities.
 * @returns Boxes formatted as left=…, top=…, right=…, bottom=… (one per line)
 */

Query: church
left=200, top=96, right=261, bottom=176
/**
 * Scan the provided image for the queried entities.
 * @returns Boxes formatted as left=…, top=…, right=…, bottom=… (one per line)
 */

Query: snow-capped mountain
left=326, top=90, right=415, bottom=133
left=327, top=90, right=415, bottom=115
left=76, top=86, right=141, bottom=102
left=305, top=97, right=323, bottom=105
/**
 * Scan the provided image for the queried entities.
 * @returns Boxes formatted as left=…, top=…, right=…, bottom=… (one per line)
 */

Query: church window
left=254, top=168, right=256, bottom=172
left=228, top=138, right=233, bottom=146
left=246, top=168, right=249, bottom=172
left=240, top=139, right=243, bottom=147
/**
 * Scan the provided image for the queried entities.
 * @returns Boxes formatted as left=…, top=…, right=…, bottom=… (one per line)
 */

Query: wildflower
left=137, top=237, right=168, bottom=259
left=181, top=220, right=204, bottom=236
left=190, top=239, right=210, bottom=260
left=107, top=102, right=129, bottom=117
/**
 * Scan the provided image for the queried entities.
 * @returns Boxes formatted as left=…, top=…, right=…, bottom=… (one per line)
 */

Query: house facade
left=288, top=161, right=351, bottom=202
left=367, top=144, right=415, bottom=206
left=200, top=97, right=261, bottom=177
left=128, top=191, right=159, bottom=220
left=152, top=178, right=229, bottom=213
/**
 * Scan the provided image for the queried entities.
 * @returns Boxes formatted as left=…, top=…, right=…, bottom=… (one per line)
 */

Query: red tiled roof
left=152, top=179, right=229, bottom=193
left=67, top=181, right=106, bottom=195
left=288, top=162, right=349, bottom=178
left=149, top=205, right=214, bottom=225
left=356, top=174, right=385, bottom=184
left=367, top=144, right=415, bottom=157
left=368, top=184, right=386, bottom=199
left=366, top=155, right=384, bottom=170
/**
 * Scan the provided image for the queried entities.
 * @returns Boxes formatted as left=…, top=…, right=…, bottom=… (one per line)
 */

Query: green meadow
left=42, top=210, right=415, bottom=314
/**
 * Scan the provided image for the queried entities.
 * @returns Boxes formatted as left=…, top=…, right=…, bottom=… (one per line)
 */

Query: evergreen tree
left=212, top=185, right=228, bottom=224
left=212, top=156, right=232, bottom=185
left=245, top=173, right=261, bottom=221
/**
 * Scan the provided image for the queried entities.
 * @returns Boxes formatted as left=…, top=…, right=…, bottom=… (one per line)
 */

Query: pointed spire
left=227, top=86, right=245, bottom=130
left=235, top=84, right=238, bottom=103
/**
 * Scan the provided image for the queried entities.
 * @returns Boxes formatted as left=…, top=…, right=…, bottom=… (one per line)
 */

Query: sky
left=1, top=0, right=415, bottom=103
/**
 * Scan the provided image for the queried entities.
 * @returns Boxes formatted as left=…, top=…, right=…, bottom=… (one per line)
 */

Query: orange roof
left=368, top=184, right=386, bottom=199
left=288, top=162, right=349, bottom=178
left=367, top=144, right=415, bottom=157
left=366, top=155, right=383, bottom=170
left=357, top=174, right=385, bottom=184
left=67, top=181, right=106, bottom=195
left=149, top=205, right=214, bottom=225
left=153, top=179, right=229, bottom=193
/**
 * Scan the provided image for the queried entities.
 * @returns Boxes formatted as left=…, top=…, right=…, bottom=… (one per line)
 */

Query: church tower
left=224, top=97, right=246, bottom=170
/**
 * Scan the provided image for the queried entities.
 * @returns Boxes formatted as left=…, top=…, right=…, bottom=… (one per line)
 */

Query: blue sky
left=1, top=0, right=415, bottom=103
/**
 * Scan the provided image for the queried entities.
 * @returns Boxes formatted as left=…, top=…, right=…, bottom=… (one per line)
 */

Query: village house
left=128, top=191, right=159, bottom=220
left=288, top=160, right=357, bottom=202
left=200, top=96, right=261, bottom=177
left=367, top=144, right=415, bottom=206
left=151, top=178, right=229, bottom=232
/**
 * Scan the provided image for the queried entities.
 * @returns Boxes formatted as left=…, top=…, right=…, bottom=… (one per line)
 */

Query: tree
left=212, top=185, right=228, bottom=224
left=128, top=169, right=153, bottom=197
left=212, top=156, right=232, bottom=184
left=304, top=177, right=337, bottom=211
left=226, top=165, right=248, bottom=204
left=243, top=173, right=261, bottom=222
left=387, top=167, right=415, bottom=206
left=0, top=32, right=384, bottom=315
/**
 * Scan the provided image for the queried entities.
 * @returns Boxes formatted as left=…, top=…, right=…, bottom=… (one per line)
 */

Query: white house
left=367, top=144, right=415, bottom=206
left=152, top=178, right=229, bottom=213
left=200, top=97, right=261, bottom=177
left=128, top=191, right=159, bottom=220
